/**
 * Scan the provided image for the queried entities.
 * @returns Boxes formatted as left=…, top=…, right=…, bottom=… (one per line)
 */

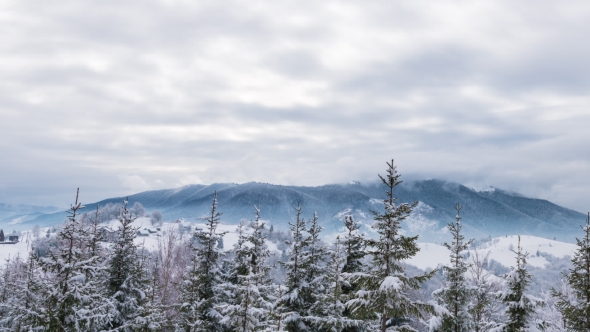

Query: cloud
left=0, top=0, right=589, bottom=212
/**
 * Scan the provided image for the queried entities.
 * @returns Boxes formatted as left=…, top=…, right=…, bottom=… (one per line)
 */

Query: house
left=8, top=234, right=19, bottom=242
left=137, top=229, right=150, bottom=237
left=99, top=225, right=118, bottom=242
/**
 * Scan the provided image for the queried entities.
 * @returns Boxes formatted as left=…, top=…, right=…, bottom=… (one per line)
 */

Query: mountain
left=2, top=180, right=586, bottom=242
left=0, top=203, right=59, bottom=232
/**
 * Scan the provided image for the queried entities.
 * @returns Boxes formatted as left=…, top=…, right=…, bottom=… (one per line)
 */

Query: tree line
left=0, top=160, right=589, bottom=331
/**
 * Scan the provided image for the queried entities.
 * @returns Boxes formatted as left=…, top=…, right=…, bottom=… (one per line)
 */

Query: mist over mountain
left=2, top=180, right=585, bottom=243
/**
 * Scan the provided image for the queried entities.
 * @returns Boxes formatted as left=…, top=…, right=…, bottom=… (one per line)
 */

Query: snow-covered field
left=406, top=235, right=577, bottom=271
left=1, top=221, right=578, bottom=272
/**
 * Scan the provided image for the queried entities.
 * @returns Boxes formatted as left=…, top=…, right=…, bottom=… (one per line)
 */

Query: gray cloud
left=0, top=0, right=589, bottom=213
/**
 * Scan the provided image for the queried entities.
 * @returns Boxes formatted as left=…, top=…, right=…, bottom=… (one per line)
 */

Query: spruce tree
left=300, top=212, right=329, bottom=325
left=308, top=236, right=362, bottom=331
left=279, top=203, right=311, bottom=331
left=219, top=206, right=273, bottom=331
left=0, top=253, right=49, bottom=330
left=430, top=203, right=473, bottom=332
left=39, top=189, right=114, bottom=331
left=347, top=159, right=435, bottom=332
left=177, top=191, right=227, bottom=332
left=341, top=215, right=367, bottom=332
left=553, top=212, right=590, bottom=331
left=107, top=199, right=154, bottom=331
left=496, top=236, right=544, bottom=332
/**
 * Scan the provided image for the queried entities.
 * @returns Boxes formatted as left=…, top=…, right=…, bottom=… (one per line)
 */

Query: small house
left=8, top=235, right=19, bottom=242
left=99, top=225, right=118, bottom=242
left=137, top=229, right=150, bottom=237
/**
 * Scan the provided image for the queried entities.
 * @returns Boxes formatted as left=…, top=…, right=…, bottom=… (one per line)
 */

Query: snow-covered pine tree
left=342, top=215, right=367, bottom=277
left=430, top=203, right=473, bottom=332
left=341, top=215, right=367, bottom=332
left=347, top=159, right=435, bottom=332
left=106, top=199, right=154, bottom=331
left=467, top=250, right=503, bottom=332
left=552, top=212, right=590, bottom=331
left=133, top=250, right=167, bottom=331
left=307, top=236, right=363, bottom=331
left=279, top=203, right=311, bottom=331
left=177, top=191, right=227, bottom=332
left=39, top=188, right=114, bottom=331
left=300, top=212, right=329, bottom=326
left=494, top=236, right=544, bottom=332
left=0, top=253, right=49, bottom=330
left=219, top=206, right=273, bottom=331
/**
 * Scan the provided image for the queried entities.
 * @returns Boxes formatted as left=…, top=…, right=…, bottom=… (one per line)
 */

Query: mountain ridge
left=1, top=180, right=586, bottom=243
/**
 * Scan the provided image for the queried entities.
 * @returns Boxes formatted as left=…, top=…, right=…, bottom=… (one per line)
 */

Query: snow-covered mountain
left=1, top=180, right=586, bottom=243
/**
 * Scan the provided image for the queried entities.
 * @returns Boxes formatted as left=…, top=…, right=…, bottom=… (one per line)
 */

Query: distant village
left=0, top=229, right=19, bottom=244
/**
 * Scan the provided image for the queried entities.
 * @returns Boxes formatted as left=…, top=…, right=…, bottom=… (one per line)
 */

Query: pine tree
left=219, top=206, right=274, bottom=331
left=177, top=191, right=227, bottom=332
left=347, top=159, right=435, bottom=332
left=341, top=215, right=367, bottom=332
left=301, top=212, right=329, bottom=324
left=430, top=203, right=473, bottom=332
left=495, top=236, right=544, bottom=332
left=308, top=236, right=363, bottom=331
left=0, top=253, right=49, bottom=330
left=467, top=250, right=503, bottom=332
left=552, top=212, right=590, bottom=331
left=107, top=199, right=154, bottom=331
left=279, top=203, right=311, bottom=331
left=38, top=188, right=114, bottom=331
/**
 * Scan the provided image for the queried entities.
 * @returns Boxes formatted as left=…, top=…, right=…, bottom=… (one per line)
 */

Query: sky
left=1, top=0, right=589, bottom=212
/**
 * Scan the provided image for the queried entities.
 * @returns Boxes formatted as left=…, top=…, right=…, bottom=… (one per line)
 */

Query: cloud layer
left=1, top=0, right=589, bottom=212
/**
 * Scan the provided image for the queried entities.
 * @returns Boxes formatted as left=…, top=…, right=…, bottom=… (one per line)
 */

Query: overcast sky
left=1, top=0, right=589, bottom=212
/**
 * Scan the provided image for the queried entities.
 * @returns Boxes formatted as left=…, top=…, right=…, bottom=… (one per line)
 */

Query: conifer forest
left=1, top=160, right=589, bottom=332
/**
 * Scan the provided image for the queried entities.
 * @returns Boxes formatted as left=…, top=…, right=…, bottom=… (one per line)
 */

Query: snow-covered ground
left=0, top=231, right=34, bottom=263
left=405, top=235, right=577, bottom=271
left=1, top=221, right=578, bottom=272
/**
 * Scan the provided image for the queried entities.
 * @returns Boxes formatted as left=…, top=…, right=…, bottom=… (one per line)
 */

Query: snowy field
left=406, top=235, right=578, bottom=270
left=1, top=221, right=578, bottom=272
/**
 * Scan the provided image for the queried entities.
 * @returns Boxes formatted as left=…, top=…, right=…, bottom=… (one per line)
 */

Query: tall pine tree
left=177, top=191, right=227, bottom=332
left=279, top=203, right=311, bottom=331
left=552, top=212, right=590, bottom=331
left=494, top=236, right=544, bottom=332
left=430, top=203, right=473, bottom=332
left=39, top=189, right=114, bottom=331
left=106, top=199, right=155, bottom=331
left=347, top=159, right=435, bottom=332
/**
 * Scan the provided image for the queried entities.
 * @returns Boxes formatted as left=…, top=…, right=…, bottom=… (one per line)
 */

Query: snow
left=405, top=235, right=577, bottom=270
left=379, top=276, right=402, bottom=291
left=407, top=243, right=450, bottom=270
left=0, top=230, right=34, bottom=263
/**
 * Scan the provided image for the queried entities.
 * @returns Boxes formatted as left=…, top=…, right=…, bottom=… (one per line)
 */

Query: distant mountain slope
left=4, top=180, right=587, bottom=242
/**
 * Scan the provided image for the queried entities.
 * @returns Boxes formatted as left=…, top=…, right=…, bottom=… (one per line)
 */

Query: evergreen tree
left=467, top=250, right=503, bottom=332
left=0, top=253, right=50, bottom=330
left=552, top=212, right=590, bottom=331
left=341, top=215, right=367, bottom=332
left=301, top=212, right=329, bottom=325
left=177, top=191, right=227, bottom=332
left=308, top=236, right=362, bottom=331
left=279, top=203, right=311, bottom=331
left=495, top=236, right=544, bottom=332
left=107, top=199, right=155, bottom=331
left=347, top=159, right=435, bottom=332
left=430, top=203, right=473, bottom=332
left=219, top=206, right=274, bottom=331
left=38, top=189, right=114, bottom=331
